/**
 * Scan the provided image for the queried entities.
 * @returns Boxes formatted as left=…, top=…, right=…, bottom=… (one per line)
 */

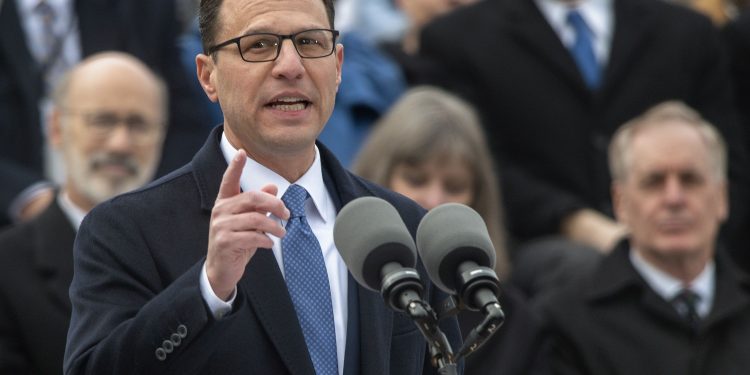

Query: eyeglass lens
left=239, top=29, right=335, bottom=62
left=84, top=112, right=159, bottom=142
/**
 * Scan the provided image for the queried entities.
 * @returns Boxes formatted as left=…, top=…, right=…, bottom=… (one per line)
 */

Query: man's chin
left=85, top=176, right=144, bottom=203
left=651, top=237, right=703, bottom=256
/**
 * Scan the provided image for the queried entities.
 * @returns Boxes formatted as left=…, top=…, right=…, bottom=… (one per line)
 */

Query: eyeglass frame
left=60, top=108, right=165, bottom=145
left=206, top=28, right=340, bottom=63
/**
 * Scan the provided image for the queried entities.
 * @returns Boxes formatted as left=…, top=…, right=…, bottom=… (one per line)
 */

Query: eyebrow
left=238, top=24, right=328, bottom=36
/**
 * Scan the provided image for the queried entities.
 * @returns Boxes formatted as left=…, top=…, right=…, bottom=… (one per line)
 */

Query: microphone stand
left=440, top=263, right=507, bottom=361
left=381, top=264, right=458, bottom=374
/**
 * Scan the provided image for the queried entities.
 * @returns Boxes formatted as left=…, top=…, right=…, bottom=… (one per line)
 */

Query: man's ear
left=612, top=182, right=626, bottom=225
left=717, top=179, right=729, bottom=222
left=196, top=53, right=219, bottom=102
left=334, top=43, right=344, bottom=91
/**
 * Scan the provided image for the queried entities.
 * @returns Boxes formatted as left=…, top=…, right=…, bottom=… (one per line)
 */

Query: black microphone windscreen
left=416, top=203, right=496, bottom=294
left=334, top=197, right=417, bottom=291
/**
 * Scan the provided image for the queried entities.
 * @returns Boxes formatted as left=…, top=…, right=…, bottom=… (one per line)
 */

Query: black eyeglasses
left=207, top=28, right=340, bottom=63
left=63, top=109, right=163, bottom=145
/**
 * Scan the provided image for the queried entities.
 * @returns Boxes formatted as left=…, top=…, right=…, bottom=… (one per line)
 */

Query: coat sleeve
left=63, top=201, right=240, bottom=374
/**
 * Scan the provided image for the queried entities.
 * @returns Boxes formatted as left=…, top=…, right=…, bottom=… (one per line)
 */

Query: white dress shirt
left=57, top=190, right=86, bottom=231
left=534, top=0, right=614, bottom=66
left=17, top=0, right=82, bottom=185
left=200, top=133, right=348, bottom=374
left=630, top=249, right=715, bottom=318
left=17, top=0, right=81, bottom=83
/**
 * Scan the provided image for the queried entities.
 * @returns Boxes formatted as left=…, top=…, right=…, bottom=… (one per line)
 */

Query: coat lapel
left=319, top=143, right=393, bottom=375
left=600, top=0, right=655, bottom=98
left=701, top=251, right=750, bottom=331
left=190, top=128, right=316, bottom=374
left=31, top=200, right=77, bottom=312
left=505, top=0, right=589, bottom=95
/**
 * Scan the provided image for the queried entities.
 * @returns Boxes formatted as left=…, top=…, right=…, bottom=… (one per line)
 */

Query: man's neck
left=244, top=146, right=315, bottom=183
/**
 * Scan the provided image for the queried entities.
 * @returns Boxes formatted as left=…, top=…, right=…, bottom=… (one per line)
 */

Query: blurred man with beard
left=0, top=52, right=166, bottom=375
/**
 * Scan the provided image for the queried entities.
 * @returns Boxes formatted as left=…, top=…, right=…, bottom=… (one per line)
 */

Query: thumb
left=217, top=149, right=247, bottom=199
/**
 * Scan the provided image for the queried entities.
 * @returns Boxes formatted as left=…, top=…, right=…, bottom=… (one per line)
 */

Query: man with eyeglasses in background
left=0, top=51, right=167, bottom=375
left=63, top=1, right=461, bottom=374
left=0, top=0, right=210, bottom=230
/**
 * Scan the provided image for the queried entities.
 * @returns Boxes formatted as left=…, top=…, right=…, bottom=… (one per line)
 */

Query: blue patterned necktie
left=281, top=184, right=338, bottom=375
left=566, top=10, right=601, bottom=89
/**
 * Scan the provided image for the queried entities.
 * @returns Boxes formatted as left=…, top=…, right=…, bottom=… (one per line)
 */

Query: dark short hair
left=199, top=0, right=336, bottom=54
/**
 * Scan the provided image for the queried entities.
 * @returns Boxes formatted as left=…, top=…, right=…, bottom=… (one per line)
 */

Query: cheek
left=135, top=144, right=159, bottom=164
left=453, top=192, right=474, bottom=207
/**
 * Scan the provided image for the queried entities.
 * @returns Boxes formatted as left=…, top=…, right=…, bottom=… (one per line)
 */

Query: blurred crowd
left=2, top=0, right=750, bottom=374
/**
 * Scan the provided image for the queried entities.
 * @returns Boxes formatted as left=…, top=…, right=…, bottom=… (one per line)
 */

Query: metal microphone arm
left=380, top=262, right=457, bottom=374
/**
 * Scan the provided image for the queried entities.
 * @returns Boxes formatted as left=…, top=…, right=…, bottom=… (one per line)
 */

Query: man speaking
left=63, top=0, right=461, bottom=374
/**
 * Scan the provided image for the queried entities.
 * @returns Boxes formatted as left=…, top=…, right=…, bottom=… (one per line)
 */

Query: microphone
left=416, top=203, right=505, bottom=358
left=334, top=197, right=458, bottom=372
left=333, top=196, right=423, bottom=312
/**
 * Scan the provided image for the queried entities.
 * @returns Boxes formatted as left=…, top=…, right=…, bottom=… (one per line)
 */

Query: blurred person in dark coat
left=540, top=102, right=750, bottom=375
left=0, top=52, right=167, bottom=375
left=418, top=0, right=748, bottom=277
left=0, top=0, right=210, bottom=228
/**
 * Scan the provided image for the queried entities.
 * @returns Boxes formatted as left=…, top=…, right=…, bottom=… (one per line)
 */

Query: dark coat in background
left=419, top=0, right=748, bottom=258
left=723, top=9, right=750, bottom=271
left=0, top=199, right=75, bottom=375
left=458, top=285, right=550, bottom=375
left=540, top=241, right=750, bottom=375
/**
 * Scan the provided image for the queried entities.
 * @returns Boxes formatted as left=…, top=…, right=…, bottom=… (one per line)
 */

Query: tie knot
left=34, top=0, right=55, bottom=20
left=282, top=184, right=309, bottom=218
left=672, top=288, right=701, bottom=324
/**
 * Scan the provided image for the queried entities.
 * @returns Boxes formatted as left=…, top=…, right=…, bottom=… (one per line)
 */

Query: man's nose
left=104, top=124, right=135, bottom=152
left=663, top=176, right=686, bottom=204
left=272, top=39, right=305, bottom=79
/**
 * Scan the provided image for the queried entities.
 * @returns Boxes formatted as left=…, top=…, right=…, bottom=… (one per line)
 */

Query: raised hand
left=206, top=150, right=290, bottom=300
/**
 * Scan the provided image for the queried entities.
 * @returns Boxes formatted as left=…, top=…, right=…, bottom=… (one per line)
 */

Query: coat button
left=170, top=333, right=182, bottom=346
left=177, top=324, right=188, bottom=338
left=155, top=347, right=167, bottom=361
left=163, top=340, right=174, bottom=353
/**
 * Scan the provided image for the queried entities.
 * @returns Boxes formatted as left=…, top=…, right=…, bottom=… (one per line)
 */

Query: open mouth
left=266, top=97, right=311, bottom=111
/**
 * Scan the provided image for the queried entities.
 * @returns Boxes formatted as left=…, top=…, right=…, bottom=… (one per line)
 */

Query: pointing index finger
left=218, top=149, right=246, bottom=200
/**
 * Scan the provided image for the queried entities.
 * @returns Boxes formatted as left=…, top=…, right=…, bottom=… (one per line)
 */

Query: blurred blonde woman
left=354, top=86, right=510, bottom=278
left=354, top=86, right=550, bottom=375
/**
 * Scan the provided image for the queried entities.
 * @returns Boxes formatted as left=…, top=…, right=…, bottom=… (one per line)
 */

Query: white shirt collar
left=219, top=132, right=331, bottom=224
left=57, top=190, right=87, bottom=231
left=534, top=0, right=614, bottom=64
left=630, top=248, right=715, bottom=317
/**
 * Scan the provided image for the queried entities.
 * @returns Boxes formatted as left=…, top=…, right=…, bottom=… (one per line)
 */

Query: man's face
left=613, top=122, right=727, bottom=261
left=197, top=0, right=343, bottom=160
left=52, top=61, right=165, bottom=208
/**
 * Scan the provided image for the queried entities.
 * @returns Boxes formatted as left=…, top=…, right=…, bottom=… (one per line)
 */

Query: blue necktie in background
left=567, top=10, right=601, bottom=89
left=281, top=184, right=338, bottom=375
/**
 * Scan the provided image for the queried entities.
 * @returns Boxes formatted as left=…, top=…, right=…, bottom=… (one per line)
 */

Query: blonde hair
left=609, top=101, right=727, bottom=183
left=354, top=86, right=510, bottom=277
